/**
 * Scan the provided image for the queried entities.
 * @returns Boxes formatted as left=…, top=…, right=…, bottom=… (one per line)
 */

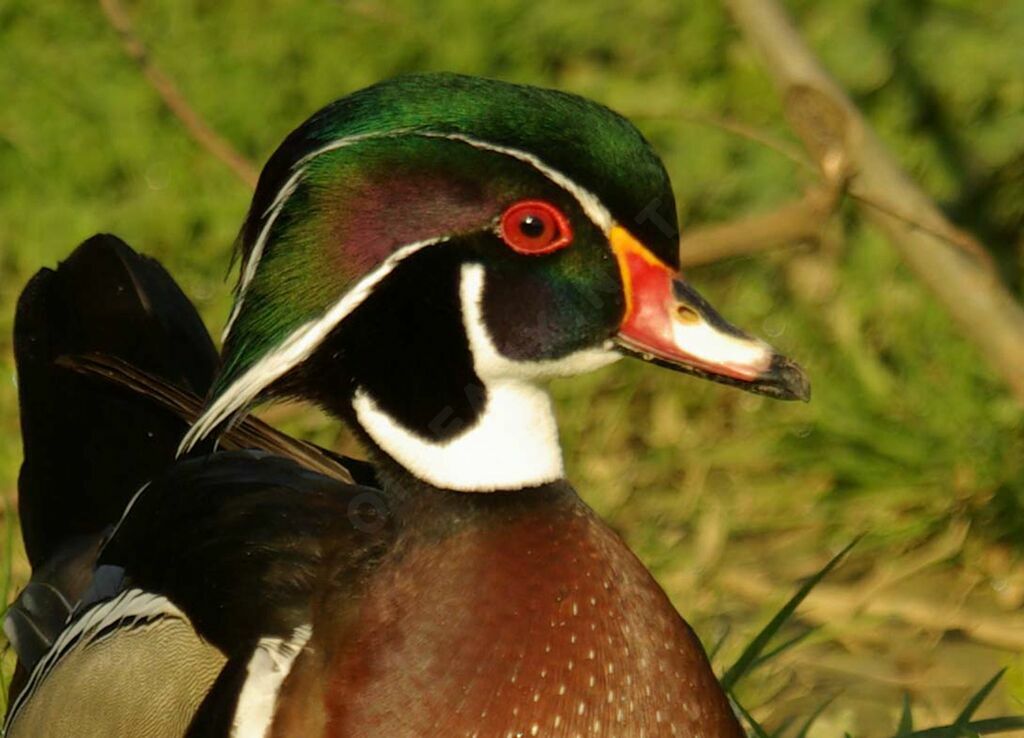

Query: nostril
left=674, top=305, right=700, bottom=324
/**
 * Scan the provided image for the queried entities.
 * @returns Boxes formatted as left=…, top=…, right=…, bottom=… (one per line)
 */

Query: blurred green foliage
left=1, top=0, right=1023, bottom=732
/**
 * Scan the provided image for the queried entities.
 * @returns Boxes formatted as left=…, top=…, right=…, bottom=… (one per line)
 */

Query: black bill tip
left=758, top=354, right=811, bottom=402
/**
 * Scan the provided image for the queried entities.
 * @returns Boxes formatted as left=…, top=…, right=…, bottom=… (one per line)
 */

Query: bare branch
left=630, top=109, right=815, bottom=170
left=723, top=0, right=1024, bottom=403
left=98, top=0, right=259, bottom=189
left=679, top=184, right=838, bottom=268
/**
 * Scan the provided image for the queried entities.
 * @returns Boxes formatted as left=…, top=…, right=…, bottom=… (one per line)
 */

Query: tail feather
left=14, top=234, right=219, bottom=569
left=8, top=235, right=374, bottom=688
left=9, top=234, right=219, bottom=691
left=62, top=353, right=357, bottom=484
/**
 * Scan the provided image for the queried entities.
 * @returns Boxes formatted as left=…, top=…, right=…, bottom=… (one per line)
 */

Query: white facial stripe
left=231, top=624, right=312, bottom=738
left=459, top=263, right=621, bottom=381
left=290, top=127, right=419, bottom=171
left=179, top=236, right=448, bottom=454
left=671, top=319, right=772, bottom=375
left=223, top=169, right=305, bottom=340
left=226, top=129, right=422, bottom=341
left=417, top=131, right=613, bottom=234
left=226, top=128, right=612, bottom=340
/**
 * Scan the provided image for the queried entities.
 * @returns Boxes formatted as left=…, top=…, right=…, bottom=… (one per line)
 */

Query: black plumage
left=14, top=234, right=218, bottom=570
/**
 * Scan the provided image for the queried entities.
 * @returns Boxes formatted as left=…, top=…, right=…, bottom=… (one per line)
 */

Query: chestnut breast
left=272, top=493, right=742, bottom=738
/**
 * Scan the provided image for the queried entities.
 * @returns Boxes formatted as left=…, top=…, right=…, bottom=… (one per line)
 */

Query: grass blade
left=750, top=627, right=819, bottom=672
left=954, top=670, right=1006, bottom=728
left=899, top=716, right=1024, bottom=737
left=721, top=537, right=861, bottom=691
left=732, top=698, right=772, bottom=738
left=896, top=693, right=914, bottom=736
left=795, top=694, right=839, bottom=738
left=0, top=499, right=14, bottom=715
left=708, top=623, right=732, bottom=663
left=0, top=498, right=15, bottom=621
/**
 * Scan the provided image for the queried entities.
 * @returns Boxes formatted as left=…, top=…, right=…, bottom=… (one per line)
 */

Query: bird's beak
left=610, top=226, right=810, bottom=401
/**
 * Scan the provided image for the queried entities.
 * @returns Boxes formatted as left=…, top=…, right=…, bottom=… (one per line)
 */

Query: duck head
left=182, top=73, right=809, bottom=491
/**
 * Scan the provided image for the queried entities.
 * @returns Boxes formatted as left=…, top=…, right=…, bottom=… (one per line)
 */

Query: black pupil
left=518, top=214, right=547, bottom=239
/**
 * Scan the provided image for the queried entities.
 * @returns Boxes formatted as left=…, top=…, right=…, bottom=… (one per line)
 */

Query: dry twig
left=679, top=183, right=840, bottom=268
left=98, top=0, right=259, bottom=189
left=722, top=0, right=1024, bottom=404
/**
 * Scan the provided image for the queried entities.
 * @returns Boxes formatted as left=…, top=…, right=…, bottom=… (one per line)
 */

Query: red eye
left=499, top=200, right=573, bottom=255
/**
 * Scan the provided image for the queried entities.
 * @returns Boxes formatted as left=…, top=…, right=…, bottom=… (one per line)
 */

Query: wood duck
left=4, top=73, right=808, bottom=738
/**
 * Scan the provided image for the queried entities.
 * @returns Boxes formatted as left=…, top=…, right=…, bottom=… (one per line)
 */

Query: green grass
left=722, top=542, right=1024, bottom=736
left=2, top=0, right=1023, bottom=733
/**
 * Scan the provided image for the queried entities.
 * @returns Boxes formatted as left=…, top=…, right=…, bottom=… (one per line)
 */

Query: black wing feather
left=99, top=450, right=394, bottom=654
left=14, top=234, right=218, bottom=568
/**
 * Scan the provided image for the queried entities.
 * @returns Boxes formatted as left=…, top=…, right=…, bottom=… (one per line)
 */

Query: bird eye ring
left=499, top=200, right=573, bottom=255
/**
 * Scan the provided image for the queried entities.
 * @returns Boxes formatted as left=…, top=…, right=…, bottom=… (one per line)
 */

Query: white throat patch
left=353, top=381, right=563, bottom=492
left=352, top=264, right=619, bottom=492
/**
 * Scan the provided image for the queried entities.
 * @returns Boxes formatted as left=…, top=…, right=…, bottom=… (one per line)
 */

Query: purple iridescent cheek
left=316, top=170, right=500, bottom=277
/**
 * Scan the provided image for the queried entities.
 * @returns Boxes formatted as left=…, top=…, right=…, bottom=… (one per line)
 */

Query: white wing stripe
left=230, top=624, right=313, bottom=738
left=4, top=590, right=186, bottom=732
